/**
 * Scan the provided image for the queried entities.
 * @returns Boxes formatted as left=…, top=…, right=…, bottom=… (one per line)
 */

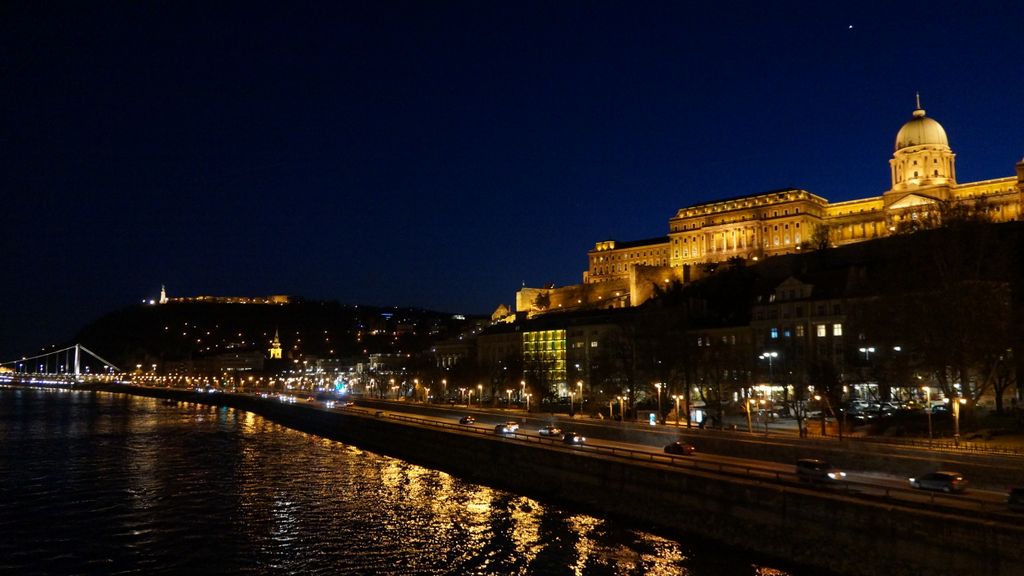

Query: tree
left=533, top=291, right=551, bottom=311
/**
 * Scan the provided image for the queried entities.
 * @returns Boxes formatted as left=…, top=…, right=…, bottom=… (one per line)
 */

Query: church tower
left=269, top=328, right=283, bottom=360
left=889, top=95, right=956, bottom=194
left=159, top=285, right=168, bottom=304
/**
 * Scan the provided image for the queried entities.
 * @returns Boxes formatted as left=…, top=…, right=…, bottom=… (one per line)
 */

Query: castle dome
left=895, top=105, right=948, bottom=151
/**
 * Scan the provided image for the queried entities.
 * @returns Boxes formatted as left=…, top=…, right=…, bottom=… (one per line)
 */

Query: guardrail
left=362, top=407, right=1017, bottom=519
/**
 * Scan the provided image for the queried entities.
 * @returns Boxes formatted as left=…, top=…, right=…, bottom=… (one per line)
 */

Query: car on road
left=562, top=431, right=586, bottom=445
left=909, top=471, right=967, bottom=493
left=795, top=458, right=846, bottom=482
left=538, top=425, right=562, bottom=437
left=459, top=415, right=475, bottom=424
left=664, top=441, right=696, bottom=455
left=494, top=423, right=517, bottom=434
left=1008, top=487, right=1024, bottom=512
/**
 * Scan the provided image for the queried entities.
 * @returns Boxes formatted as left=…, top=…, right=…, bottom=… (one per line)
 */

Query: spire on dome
left=913, top=92, right=925, bottom=118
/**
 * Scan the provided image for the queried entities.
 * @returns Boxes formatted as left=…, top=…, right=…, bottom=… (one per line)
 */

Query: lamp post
left=577, top=380, right=583, bottom=412
left=923, top=386, right=933, bottom=446
left=759, top=352, right=778, bottom=399
left=569, top=391, right=574, bottom=415
left=618, top=396, right=626, bottom=422
left=442, top=379, right=447, bottom=402
left=506, top=389, right=513, bottom=411
left=672, top=394, right=681, bottom=427
left=525, top=393, right=531, bottom=413
left=759, top=399, right=768, bottom=434
left=477, top=384, right=483, bottom=408
left=467, top=388, right=473, bottom=407
left=520, top=380, right=526, bottom=403
left=654, top=383, right=663, bottom=425
left=746, top=398, right=755, bottom=433
left=609, top=398, right=614, bottom=420
left=950, top=397, right=966, bottom=446
left=814, top=394, right=837, bottom=438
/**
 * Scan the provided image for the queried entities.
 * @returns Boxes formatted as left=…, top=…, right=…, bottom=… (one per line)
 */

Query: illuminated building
left=268, top=328, right=283, bottom=360
left=514, top=100, right=1024, bottom=315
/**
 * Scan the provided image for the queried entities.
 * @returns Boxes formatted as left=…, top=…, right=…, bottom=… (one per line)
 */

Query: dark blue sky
left=2, top=1, right=1021, bottom=358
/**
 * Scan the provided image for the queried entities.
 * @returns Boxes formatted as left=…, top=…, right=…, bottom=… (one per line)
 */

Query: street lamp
left=654, top=383, right=663, bottom=425
left=618, top=396, right=626, bottom=422
left=525, top=393, right=531, bottom=413
left=506, top=388, right=512, bottom=411
left=948, top=397, right=966, bottom=446
left=923, top=386, right=933, bottom=445
left=814, top=394, right=833, bottom=437
left=759, top=352, right=778, bottom=397
left=467, top=388, right=473, bottom=407
left=477, top=384, right=483, bottom=407
left=442, top=379, right=447, bottom=401
left=672, top=394, right=681, bottom=427
left=746, top=398, right=755, bottom=433
left=577, top=380, right=583, bottom=412
left=568, top=390, right=574, bottom=415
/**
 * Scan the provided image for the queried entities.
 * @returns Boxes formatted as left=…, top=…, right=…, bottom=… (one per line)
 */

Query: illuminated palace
left=514, top=100, right=1024, bottom=315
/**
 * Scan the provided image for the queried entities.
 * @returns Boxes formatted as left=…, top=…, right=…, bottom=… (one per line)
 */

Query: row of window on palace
left=768, top=323, right=843, bottom=339
left=695, top=322, right=843, bottom=347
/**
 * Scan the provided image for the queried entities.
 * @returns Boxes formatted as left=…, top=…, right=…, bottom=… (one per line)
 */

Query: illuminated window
left=832, top=323, right=843, bottom=336
left=796, top=325, right=805, bottom=337
left=770, top=328, right=779, bottom=339
left=816, top=325, right=826, bottom=338
left=590, top=341, right=598, bottom=348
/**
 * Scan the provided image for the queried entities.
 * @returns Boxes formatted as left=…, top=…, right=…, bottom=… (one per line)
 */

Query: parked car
left=458, top=415, right=475, bottom=424
left=664, top=441, right=696, bottom=455
left=562, top=431, right=586, bottom=445
left=795, top=458, right=846, bottom=482
left=1008, top=487, right=1024, bottom=512
left=909, top=471, right=967, bottom=493
left=538, top=425, right=562, bottom=437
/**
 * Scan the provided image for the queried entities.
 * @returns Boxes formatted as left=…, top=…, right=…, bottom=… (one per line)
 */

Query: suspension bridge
left=0, top=344, right=123, bottom=385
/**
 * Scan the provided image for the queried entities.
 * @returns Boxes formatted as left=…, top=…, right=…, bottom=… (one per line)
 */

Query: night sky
left=2, top=1, right=1021, bottom=359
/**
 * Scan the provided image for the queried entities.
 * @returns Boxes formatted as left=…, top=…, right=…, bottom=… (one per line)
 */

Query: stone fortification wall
left=515, top=279, right=630, bottom=314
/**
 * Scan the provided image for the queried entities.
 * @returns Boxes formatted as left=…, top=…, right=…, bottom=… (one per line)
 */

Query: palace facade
left=513, top=101, right=1024, bottom=315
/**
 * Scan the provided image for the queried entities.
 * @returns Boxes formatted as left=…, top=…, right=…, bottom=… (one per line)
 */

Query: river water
left=0, top=387, right=819, bottom=575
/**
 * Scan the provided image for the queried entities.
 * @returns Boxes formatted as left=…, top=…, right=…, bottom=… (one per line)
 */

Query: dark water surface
left=0, top=388, right=814, bottom=575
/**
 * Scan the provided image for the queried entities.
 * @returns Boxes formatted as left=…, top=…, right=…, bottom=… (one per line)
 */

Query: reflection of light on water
left=510, top=496, right=542, bottom=567
left=465, top=486, right=493, bottom=515
left=568, top=514, right=600, bottom=575
left=636, top=534, right=689, bottom=576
